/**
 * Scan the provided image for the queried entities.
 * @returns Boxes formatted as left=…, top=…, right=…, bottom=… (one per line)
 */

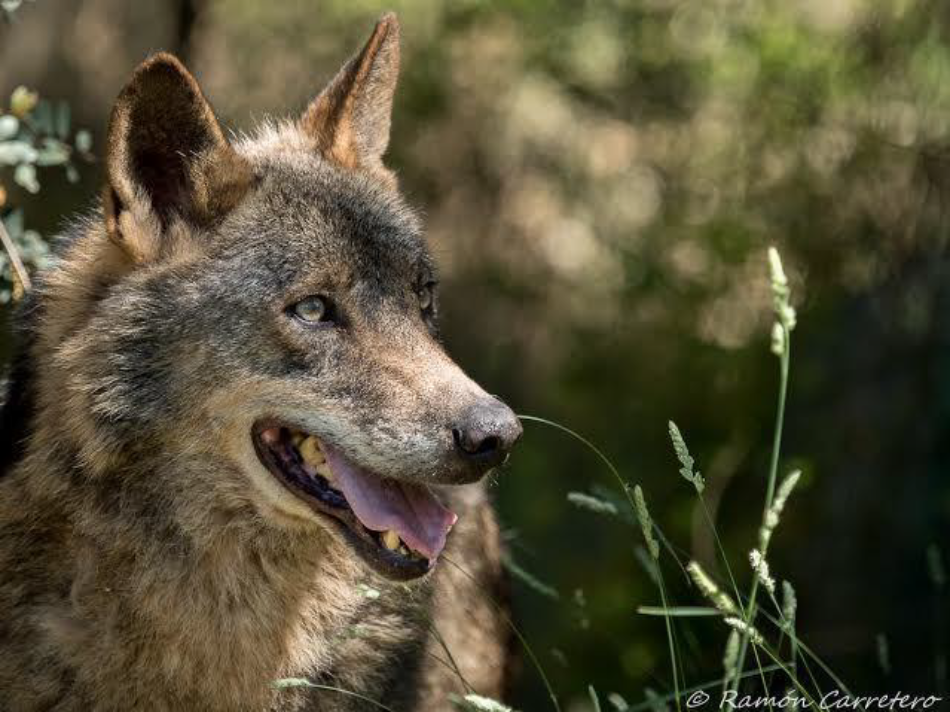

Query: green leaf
left=35, top=139, right=70, bottom=166
left=14, top=163, right=39, bottom=193
left=75, top=129, right=92, bottom=154
left=567, top=491, right=618, bottom=516
left=0, top=115, right=19, bottom=140
left=0, top=140, right=38, bottom=165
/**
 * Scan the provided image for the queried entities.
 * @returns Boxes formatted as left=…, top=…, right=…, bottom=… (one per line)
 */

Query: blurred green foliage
left=2, top=0, right=949, bottom=707
left=0, top=85, right=91, bottom=301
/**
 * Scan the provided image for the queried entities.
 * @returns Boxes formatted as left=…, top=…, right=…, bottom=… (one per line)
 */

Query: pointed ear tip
left=376, top=11, right=400, bottom=38
left=123, top=52, right=201, bottom=95
left=378, top=11, right=398, bottom=26
left=114, top=52, right=205, bottom=120
left=134, top=52, right=188, bottom=76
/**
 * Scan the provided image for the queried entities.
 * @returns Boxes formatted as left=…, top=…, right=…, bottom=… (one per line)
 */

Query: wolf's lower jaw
left=252, top=423, right=455, bottom=581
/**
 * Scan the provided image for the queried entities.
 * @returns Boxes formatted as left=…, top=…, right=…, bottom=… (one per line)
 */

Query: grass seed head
left=782, top=581, right=797, bottom=629
left=668, top=421, right=705, bottom=493
left=749, top=549, right=776, bottom=595
left=686, top=561, right=739, bottom=615
left=634, top=485, right=660, bottom=560
left=724, top=617, right=764, bottom=646
left=567, top=491, right=618, bottom=517
left=767, top=247, right=797, bottom=352
left=771, top=322, right=786, bottom=356
left=759, top=469, right=801, bottom=553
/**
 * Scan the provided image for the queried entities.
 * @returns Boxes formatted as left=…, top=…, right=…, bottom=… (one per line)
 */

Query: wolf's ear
left=104, top=53, right=252, bottom=262
left=300, top=13, right=400, bottom=173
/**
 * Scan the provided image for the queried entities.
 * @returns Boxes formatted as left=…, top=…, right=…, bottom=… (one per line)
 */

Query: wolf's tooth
left=298, top=436, right=324, bottom=465
left=313, top=461, right=335, bottom=482
left=290, top=432, right=305, bottom=447
left=381, top=530, right=400, bottom=551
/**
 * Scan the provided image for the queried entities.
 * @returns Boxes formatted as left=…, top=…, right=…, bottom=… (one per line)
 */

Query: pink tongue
left=322, top=444, right=457, bottom=562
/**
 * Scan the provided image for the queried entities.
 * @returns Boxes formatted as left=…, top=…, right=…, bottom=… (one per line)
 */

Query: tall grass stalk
left=516, top=249, right=869, bottom=707
left=728, top=330, right=787, bottom=691
left=729, top=248, right=796, bottom=693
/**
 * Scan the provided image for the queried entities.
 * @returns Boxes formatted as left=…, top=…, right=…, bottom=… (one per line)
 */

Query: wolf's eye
left=290, top=296, right=331, bottom=324
left=417, top=282, right=436, bottom=313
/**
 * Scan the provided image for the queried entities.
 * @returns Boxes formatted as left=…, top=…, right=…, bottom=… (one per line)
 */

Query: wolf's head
left=37, top=14, right=520, bottom=581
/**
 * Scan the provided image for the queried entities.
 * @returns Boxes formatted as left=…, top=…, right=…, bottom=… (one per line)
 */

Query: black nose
left=452, top=397, right=523, bottom=469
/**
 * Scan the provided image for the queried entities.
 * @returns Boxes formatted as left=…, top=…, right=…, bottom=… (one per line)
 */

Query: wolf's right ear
left=104, top=53, right=252, bottom=263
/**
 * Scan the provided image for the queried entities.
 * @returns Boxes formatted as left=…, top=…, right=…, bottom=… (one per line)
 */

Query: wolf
left=0, top=13, right=522, bottom=711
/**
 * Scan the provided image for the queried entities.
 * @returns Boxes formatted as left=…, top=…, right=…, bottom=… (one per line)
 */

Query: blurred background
left=1, top=0, right=948, bottom=708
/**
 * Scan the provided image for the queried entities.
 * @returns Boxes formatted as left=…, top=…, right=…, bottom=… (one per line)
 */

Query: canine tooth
left=298, top=436, right=324, bottom=465
left=381, top=530, right=400, bottom=551
left=313, top=461, right=335, bottom=482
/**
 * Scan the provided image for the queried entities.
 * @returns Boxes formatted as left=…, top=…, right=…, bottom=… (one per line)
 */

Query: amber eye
left=290, top=295, right=330, bottom=324
left=417, top=282, right=436, bottom=313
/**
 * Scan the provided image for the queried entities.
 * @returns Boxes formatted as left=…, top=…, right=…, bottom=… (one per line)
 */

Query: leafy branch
left=0, top=86, right=93, bottom=302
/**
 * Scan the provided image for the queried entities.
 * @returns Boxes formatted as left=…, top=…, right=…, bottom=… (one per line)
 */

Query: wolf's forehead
left=235, top=157, right=429, bottom=278
left=262, top=161, right=423, bottom=243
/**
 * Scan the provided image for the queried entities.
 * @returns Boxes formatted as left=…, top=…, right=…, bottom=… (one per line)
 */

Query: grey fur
left=0, top=14, right=515, bottom=711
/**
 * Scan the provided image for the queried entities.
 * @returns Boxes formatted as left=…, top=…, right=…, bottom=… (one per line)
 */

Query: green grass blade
left=636, top=606, right=721, bottom=617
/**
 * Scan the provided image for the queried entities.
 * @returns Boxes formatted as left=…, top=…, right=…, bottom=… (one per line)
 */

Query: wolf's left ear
left=300, top=13, right=400, bottom=173
left=104, top=53, right=252, bottom=262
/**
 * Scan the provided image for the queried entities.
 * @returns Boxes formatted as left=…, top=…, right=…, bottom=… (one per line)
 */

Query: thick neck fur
left=3, top=399, right=433, bottom=711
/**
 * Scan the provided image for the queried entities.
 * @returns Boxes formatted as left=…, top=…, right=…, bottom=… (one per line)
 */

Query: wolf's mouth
left=252, top=423, right=457, bottom=581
